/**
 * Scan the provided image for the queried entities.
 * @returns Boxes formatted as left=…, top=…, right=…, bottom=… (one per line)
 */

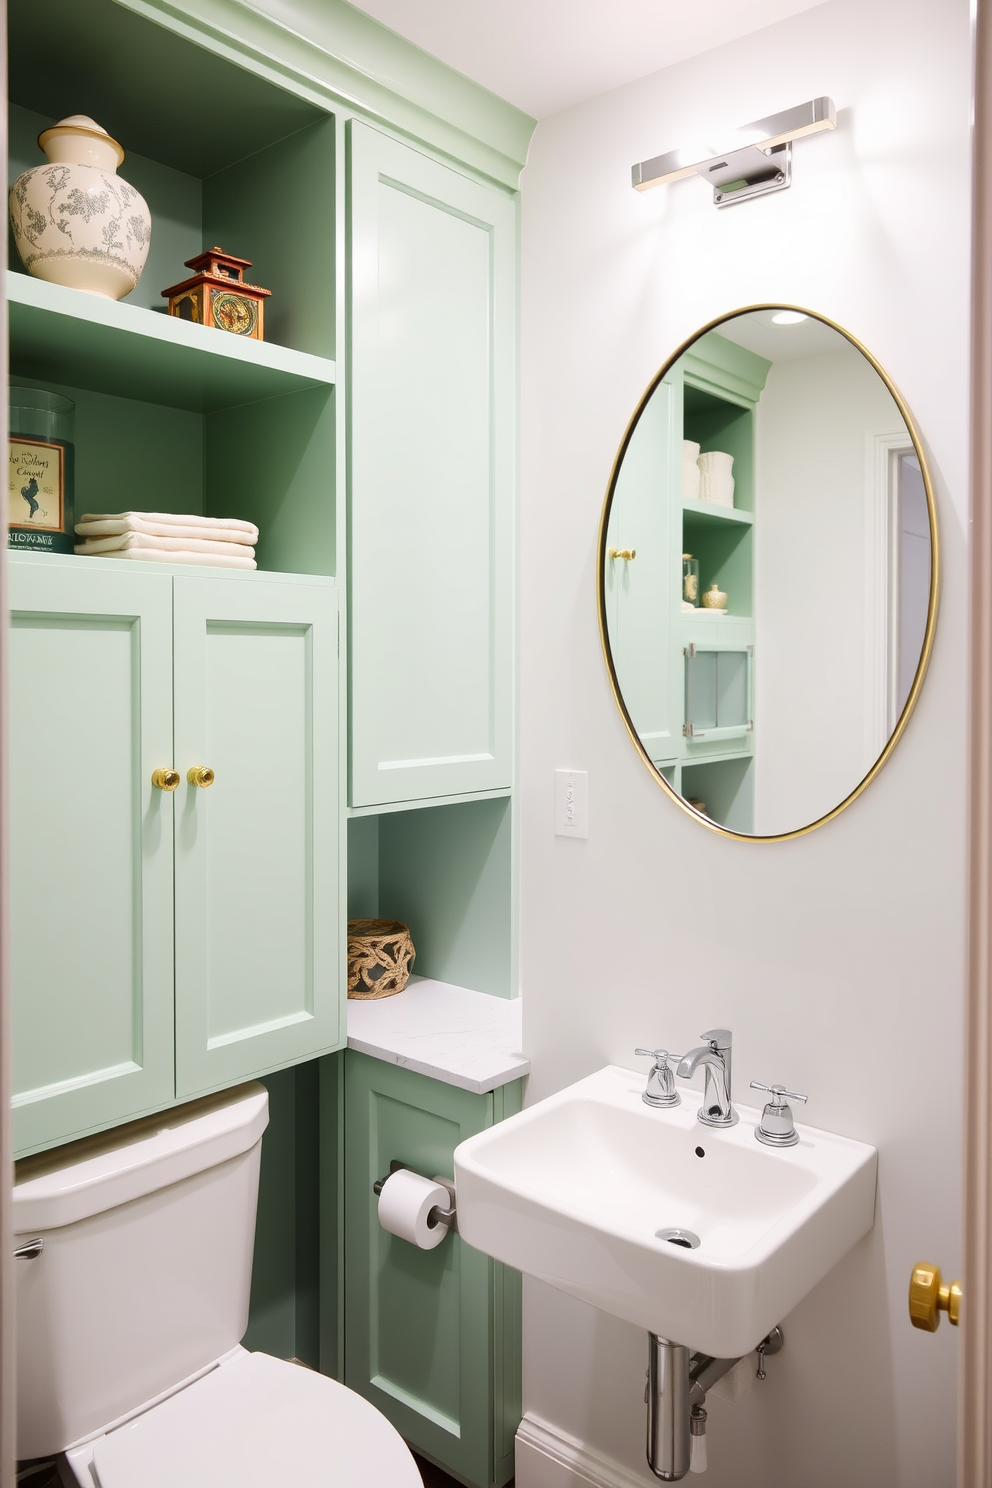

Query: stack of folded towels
left=74, top=511, right=258, bottom=569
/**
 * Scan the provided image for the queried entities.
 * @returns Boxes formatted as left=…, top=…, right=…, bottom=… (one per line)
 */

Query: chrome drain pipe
left=646, top=1329, right=784, bottom=1479
left=647, top=1336, right=692, bottom=1480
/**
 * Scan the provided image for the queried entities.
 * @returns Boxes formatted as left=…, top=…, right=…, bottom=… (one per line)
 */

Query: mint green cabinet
left=347, top=121, right=515, bottom=810
left=344, top=1051, right=521, bottom=1487
left=173, top=575, right=340, bottom=1096
left=8, top=556, right=342, bottom=1155
left=9, top=560, right=177, bottom=1156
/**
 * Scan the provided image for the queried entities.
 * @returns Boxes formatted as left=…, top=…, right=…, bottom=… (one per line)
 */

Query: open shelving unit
left=7, top=0, right=338, bottom=577
left=674, top=333, right=770, bottom=830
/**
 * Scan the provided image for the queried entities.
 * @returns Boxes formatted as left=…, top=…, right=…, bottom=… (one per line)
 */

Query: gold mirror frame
left=597, top=304, right=941, bottom=842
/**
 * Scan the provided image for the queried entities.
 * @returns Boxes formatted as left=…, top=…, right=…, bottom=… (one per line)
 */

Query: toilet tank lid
left=14, top=1083, right=269, bottom=1232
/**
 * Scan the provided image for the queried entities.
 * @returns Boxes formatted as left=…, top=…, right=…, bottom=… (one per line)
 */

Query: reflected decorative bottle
left=682, top=554, right=699, bottom=606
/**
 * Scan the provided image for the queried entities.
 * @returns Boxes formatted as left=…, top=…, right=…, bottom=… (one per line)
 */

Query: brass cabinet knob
left=608, top=547, right=637, bottom=560
left=909, top=1262, right=962, bottom=1331
left=187, top=766, right=215, bottom=788
left=151, top=768, right=180, bottom=791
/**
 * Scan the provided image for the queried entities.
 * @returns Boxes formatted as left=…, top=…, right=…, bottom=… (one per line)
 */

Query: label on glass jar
left=8, top=437, right=66, bottom=550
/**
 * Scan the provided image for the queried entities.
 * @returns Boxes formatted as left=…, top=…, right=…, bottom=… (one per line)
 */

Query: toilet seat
left=81, top=1350, right=423, bottom=1488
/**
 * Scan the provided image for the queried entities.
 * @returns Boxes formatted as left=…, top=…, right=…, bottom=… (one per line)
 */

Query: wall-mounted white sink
left=453, top=1065, right=876, bottom=1358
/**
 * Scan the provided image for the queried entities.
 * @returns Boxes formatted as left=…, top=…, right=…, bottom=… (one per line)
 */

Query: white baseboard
left=515, top=1413, right=650, bottom=1488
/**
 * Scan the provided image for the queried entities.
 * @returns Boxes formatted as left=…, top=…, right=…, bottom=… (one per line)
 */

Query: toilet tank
left=14, top=1082, right=269, bottom=1459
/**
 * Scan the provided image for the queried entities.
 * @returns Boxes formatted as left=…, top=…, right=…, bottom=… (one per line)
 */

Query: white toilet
left=13, top=1081, right=424, bottom=1487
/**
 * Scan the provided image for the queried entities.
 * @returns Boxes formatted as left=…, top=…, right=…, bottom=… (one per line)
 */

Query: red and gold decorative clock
left=162, top=247, right=271, bottom=340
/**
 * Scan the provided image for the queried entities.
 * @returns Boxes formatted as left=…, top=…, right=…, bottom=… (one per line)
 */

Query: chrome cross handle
left=750, top=1081, right=808, bottom=1147
left=634, top=1048, right=683, bottom=1108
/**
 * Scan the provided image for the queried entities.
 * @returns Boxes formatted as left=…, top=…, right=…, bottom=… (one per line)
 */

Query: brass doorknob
left=608, top=547, right=637, bottom=560
left=151, top=768, right=180, bottom=791
left=909, top=1262, right=962, bottom=1331
left=187, top=766, right=215, bottom=788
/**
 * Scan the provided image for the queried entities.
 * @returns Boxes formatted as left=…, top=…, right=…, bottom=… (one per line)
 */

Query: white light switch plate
left=555, top=769, right=588, bottom=838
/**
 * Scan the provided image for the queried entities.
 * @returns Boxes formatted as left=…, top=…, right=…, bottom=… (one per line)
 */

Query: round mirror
left=598, top=306, right=939, bottom=840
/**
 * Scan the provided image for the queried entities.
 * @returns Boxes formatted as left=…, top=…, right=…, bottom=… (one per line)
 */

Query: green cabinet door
left=345, top=1052, right=521, bottom=1488
left=173, top=574, right=341, bottom=1096
left=348, top=121, right=515, bottom=808
left=8, top=557, right=176, bottom=1156
left=604, top=373, right=680, bottom=765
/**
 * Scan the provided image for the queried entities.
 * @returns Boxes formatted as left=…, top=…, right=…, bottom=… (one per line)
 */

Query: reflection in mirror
left=600, top=308, right=937, bottom=839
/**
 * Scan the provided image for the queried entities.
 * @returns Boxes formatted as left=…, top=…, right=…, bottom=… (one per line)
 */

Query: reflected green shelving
left=682, top=499, right=753, bottom=527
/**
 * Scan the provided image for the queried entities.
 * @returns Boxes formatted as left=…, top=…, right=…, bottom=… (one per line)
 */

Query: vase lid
left=38, top=116, right=125, bottom=167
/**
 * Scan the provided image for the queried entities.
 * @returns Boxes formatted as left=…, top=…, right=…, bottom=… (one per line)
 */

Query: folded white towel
left=74, top=546, right=256, bottom=570
left=77, top=531, right=255, bottom=559
left=76, top=511, right=259, bottom=544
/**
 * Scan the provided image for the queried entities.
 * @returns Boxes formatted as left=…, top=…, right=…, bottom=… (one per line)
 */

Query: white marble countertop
left=347, top=976, right=528, bottom=1094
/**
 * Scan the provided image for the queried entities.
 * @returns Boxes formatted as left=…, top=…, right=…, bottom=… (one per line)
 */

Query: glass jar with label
left=8, top=388, right=75, bottom=553
left=682, top=554, right=699, bottom=606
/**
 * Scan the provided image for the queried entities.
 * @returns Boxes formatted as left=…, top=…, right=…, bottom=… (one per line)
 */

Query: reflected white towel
left=76, top=531, right=255, bottom=559
left=74, top=546, right=256, bottom=570
left=75, top=510, right=259, bottom=544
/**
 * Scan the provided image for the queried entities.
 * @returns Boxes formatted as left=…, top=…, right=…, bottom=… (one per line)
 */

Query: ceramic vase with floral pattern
left=9, top=115, right=151, bottom=301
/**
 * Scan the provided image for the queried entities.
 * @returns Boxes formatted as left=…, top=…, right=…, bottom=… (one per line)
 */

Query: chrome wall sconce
left=631, top=97, right=836, bottom=207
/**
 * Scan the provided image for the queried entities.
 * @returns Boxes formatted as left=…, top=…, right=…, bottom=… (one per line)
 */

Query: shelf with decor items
left=7, top=0, right=338, bottom=579
left=8, top=273, right=336, bottom=412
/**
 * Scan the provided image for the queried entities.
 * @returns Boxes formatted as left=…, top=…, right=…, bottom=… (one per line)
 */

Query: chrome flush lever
left=14, top=1238, right=43, bottom=1259
left=634, top=1049, right=682, bottom=1108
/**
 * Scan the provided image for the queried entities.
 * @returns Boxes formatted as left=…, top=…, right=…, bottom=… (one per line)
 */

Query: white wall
left=517, top=1, right=969, bottom=1484
left=753, top=345, right=910, bottom=835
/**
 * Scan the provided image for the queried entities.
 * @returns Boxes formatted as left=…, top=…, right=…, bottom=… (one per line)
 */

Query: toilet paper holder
left=372, top=1160, right=457, bottom=1232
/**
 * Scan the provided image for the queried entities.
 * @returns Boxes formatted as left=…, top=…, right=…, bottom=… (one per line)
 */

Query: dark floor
left=16, top=1464, right=67, bottom=1488
left=414, top=1456, right=513, bottom=1488
left=21, top=1451, right=508, bottom=1487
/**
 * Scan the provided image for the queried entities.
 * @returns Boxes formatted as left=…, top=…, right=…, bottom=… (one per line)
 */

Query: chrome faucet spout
left=676, top=1047, right=713, bottom=1079
left=677, top=1030, right=738, bottom=1128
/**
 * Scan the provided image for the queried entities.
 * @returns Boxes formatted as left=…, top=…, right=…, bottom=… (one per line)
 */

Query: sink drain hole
left=656, top=1227, right=700, bottom=1250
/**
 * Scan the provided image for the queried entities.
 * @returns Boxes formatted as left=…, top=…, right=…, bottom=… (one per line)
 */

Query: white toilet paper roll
left=377, top=1167, right=452, bottom=1250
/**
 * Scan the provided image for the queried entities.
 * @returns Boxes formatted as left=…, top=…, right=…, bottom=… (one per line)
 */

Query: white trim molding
left=515, top=1413, right=652, bottom=1488
left=863, top=428, right=914, bottom=767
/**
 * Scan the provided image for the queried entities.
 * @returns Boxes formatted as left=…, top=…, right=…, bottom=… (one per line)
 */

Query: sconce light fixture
left=631, top=97, right=836, bottom=207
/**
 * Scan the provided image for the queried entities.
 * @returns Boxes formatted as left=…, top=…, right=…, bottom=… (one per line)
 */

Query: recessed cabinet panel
left=371, top=1094, right=465, bottom=1430
left=348, top=121, right=515, bottom=807
left=716, top=651, right=748, bottom=728
left=345, top=1052, right=520, bottom=1487
left=8, top=560, right=175, bottom=1154
left=684, top=646, right=753, bottom=740
left=173, top=575, right=339, bottom=1096
left=202, top=622, right=311, bottom=1040
left=685, top=650, right=718, bottom=732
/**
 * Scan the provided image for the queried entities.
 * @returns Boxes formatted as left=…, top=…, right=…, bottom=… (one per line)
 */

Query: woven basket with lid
left=347, top=918, right=415, bottom=999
